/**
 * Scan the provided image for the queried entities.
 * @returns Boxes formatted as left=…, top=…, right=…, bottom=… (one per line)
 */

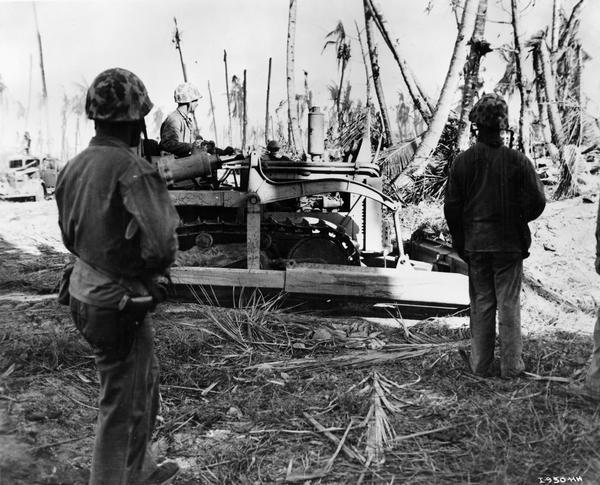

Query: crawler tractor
left=154, top=107, right=468, bottom=317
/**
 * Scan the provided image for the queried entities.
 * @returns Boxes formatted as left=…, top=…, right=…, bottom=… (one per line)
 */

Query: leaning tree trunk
left=365, top=0, right=433, bottom=123
left=406, top=0, right=478, bottom=182
left=456, top=0, right=490, bottom=151
left=558, top=0, right=586, bottom=55
left=511, top=0, right=532, bottom=157
left=537, top=37, right=565, bottom=147
left=286, top=0, right=302, bottom=153
left=363, top=1, right=392, bottom=145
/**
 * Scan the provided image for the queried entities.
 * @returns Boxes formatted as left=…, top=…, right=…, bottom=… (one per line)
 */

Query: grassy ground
left=1, top=243, right=600, bottom=484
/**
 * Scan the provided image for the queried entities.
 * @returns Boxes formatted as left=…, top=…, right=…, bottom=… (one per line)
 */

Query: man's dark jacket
left=444, top=134, right=546, bottom=259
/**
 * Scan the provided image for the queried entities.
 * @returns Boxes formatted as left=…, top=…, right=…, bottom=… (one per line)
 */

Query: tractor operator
left=444, top=93, right=546, bottom=379
left=160, top=82, right=234, bottom=158
left=56, top=68, right=180, bottom=484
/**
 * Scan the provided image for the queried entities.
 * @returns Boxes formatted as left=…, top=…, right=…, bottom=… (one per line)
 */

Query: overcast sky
left=0, top=0, right=598, bottom=156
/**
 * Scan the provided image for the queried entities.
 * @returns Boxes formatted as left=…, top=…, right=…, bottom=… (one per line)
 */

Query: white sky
left=0, top=0, right=598, bottom=156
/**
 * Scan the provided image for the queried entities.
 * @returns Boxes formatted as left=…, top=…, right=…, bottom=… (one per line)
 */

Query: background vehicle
left=0, top=154, right=63, bottom=201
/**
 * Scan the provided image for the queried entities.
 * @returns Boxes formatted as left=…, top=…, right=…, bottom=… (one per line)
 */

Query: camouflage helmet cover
left=85, top=68, right=153, bottom=121
left=174, top=83, right=201, bottom=104
left=266, top=140, right=280, bottom=151
left=469, top=93, right=509, bottom=130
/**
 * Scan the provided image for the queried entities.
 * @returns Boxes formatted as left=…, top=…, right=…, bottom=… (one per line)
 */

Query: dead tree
left=286, top=0, right=303, bottom=153
left=364, top=0, right=434, bottom=123
left=510, top=0, right=532, bottom=157
left=532, top=47, right=555, bottom=154
left=536, top=35, right=565, bottom=147
left=456, top=0, right=491, bottom=151
left=265, top=57, right=272, bottom=143
left=363, top=1, right=392, bottom=145
left=409, top=0, right=479, bottom=179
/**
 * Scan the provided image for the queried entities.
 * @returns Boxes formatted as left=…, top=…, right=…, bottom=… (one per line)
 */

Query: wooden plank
left=246, top=201, right=261, bottom=269
left=169, top=190, right=246, bottom=207
left=170, top=267, right=285, bottom=289
left=284, top=263, right=469, bottom=306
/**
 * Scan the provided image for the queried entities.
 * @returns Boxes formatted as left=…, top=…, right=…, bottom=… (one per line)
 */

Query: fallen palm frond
left=304, top=413, right=366, bottom=465
left=190, top=285, right=428, bottom=355
left=191, top=285, right=310, bottom=353
left=377, top=138, right=419, bottom=181
left=357, top=371, right=411, bottom=464
left=248, top=340, right=466, bottom=373
left=393, top=157, right=448, bottom=205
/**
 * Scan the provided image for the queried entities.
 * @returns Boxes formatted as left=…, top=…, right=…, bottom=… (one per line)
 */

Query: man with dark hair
left=56, top=67, right=180, bottom=484
left=444, top=93, right=546, bottom=379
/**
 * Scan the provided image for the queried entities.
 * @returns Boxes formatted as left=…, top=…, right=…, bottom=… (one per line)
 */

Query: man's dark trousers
left=467, top=252, right=525, bottom=377
left=70, top=297, right=159, bottom=485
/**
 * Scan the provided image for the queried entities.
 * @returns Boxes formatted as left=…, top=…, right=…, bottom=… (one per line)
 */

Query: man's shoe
left=566, top=382, right=600, bottom=402
left=144, top=461, right=180, bottom=485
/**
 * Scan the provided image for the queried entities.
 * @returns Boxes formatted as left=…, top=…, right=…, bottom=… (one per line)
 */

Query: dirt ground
left=2, top=193, right=600, bottom=484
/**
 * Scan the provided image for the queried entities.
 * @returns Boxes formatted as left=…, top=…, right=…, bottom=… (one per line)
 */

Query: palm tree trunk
left=337, top=59, right=346, bottom=128
left=363, top=1, right=392, bottom=145
left=456, top=0, right=490, bottom=151
left=364, top=0, right=433, bottom=123
left=223, top=50, right=233, bottom=146
left=265, top=57, right=272, bottom=144
left=551, top=0, right=561, bottom=67
left=286, top=0, right=303, bottom=153
left=532, top=48, right=553, bottom=151
left=510, top=0, right=531, bottom=157
left=537, top=38, right=565, bottom=147
left=355, top=22, right=372, bottom=145
left=207, top=81, right=219, bottom=146
left=407, top=0, right=479, bottom=181
left=242, top=70, right=247, bottom=150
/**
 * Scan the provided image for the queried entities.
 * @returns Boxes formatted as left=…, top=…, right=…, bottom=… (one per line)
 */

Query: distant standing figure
left=55, top=67, right=180, bottom=484
left=444, top=93, right=546, bottom=378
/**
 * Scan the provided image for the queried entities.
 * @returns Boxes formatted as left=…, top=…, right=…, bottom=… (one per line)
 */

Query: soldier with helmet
left=444, top=92, right=546, bottom=379
left=160, top=82, right=202, bottom=158
left=55, top=68, right=180, bottom=484
left=160, top=82, right=235, bottom=159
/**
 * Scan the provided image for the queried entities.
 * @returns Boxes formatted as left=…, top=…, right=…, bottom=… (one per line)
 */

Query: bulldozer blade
left=170, top=262, right=469, bottom=316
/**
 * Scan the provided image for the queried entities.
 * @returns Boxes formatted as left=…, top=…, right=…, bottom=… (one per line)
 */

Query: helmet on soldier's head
left=85, top=68, right=153, bottom=121
left=469, top=93, right=509, bottom=131
left=266, top=140, right=280, bottom=152
left=174, top=83, right=201, bottom=104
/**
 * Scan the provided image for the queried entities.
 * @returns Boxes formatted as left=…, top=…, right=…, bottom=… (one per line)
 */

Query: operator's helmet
left=85, top=68, right=153, bottom=121
left=266, top=140, right=280, bottom=152
left=469, top=93, right=509, bottom=131
left=174, top=82, right=201, bottom=104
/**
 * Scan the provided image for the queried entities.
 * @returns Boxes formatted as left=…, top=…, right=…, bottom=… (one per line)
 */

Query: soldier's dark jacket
left=56, top=135, right=179, bottom=307
left=159, top=108, right=199, bottom=158
left=444, top=131, right=546, bottom=258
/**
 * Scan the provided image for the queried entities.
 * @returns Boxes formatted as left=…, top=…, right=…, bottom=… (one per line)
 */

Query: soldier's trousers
left=70, top=297, right=159, bottom=485
left=467, top=252, right=525, bottom=378
left=584, top=310, right=600, bottom=397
